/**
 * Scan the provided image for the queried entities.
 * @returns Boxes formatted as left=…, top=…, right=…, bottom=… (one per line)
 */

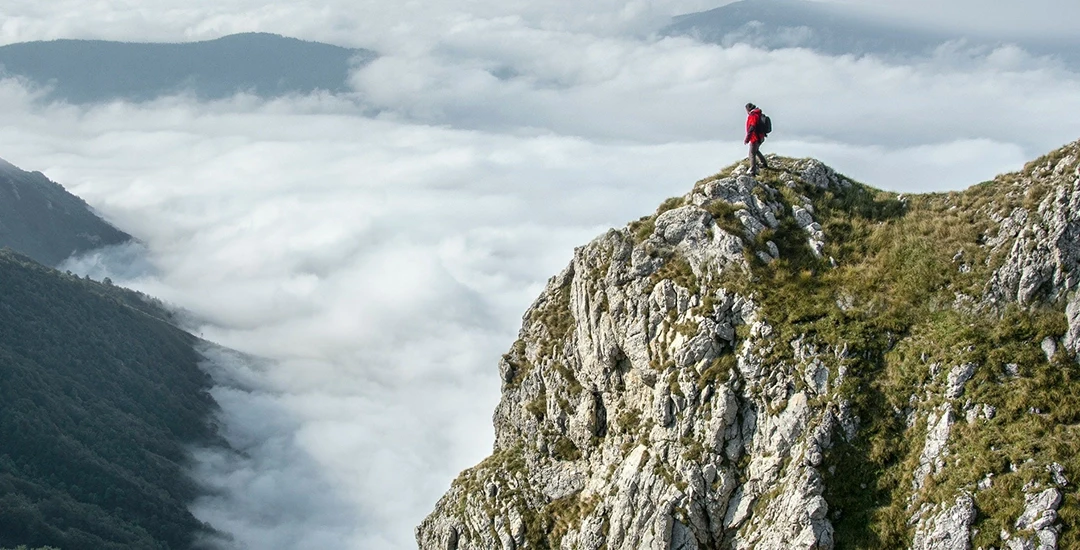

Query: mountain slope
left=418, top=140, right=1080, bottom=549
left=0, top=32, right=374, bottom=103
left=664, top=0, right=947, bottom=55
left=0, top=249, right=219, bottom=550
left=662, top=0, right=1080, bottom=67
left=0, top=158, right=131, bottom=266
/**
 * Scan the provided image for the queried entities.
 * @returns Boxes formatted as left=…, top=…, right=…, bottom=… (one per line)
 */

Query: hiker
left=744, top=102, right=769, bottom=176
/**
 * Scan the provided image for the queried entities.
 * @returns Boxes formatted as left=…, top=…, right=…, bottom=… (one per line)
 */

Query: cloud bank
left=12, top=88, right=722, bottom=549
left=2, top=2, right=1080, bottom=549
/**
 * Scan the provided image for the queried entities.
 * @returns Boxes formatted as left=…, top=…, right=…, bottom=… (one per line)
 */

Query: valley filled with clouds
left=2, top=1, right=1080, bottom=548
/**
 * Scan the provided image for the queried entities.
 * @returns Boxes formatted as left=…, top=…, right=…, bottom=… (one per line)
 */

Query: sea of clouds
left=3, top=0, right=1080, bottom=548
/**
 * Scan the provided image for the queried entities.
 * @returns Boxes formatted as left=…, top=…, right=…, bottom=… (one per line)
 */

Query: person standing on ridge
left=744, top=102, right=769, bottom=176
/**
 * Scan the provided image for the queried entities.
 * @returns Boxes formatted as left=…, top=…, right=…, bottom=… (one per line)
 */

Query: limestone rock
left=1065, top=294, right=1080, bottom=356
left=984, top=147, right=1080, bottom=307
left=945, top=363, right=977, bottom=399
left=911, top=493, right=975, bottom=550
left=913, top=405, right=953, bottom=492
left=1003, top=488, right=1064, bottom=550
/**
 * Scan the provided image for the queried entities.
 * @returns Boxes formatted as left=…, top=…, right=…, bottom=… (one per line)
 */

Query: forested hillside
left=0, top=250, right=219, bottom=549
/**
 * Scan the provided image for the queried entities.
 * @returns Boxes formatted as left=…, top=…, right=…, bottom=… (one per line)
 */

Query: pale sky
left=2, top=1, right=1079, bottom=549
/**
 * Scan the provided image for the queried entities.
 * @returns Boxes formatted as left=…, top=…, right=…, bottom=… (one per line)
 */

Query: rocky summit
left=418, top=140, right=1080, bottom=550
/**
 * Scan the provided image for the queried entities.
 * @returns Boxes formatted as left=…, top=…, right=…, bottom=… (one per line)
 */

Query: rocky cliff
left=418, top=140, right=1080, bottom=550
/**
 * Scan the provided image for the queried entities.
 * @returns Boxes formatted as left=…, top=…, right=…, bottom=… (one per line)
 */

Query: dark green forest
left=0, top=249, right=219, bottom=549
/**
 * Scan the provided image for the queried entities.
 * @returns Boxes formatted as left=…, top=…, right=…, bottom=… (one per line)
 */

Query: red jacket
left=745, top=108, right=764, bottom=144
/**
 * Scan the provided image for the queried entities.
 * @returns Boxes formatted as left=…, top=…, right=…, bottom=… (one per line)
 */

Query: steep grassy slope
left=0, top=250, right=218, bottom=550
left=715, top=150, right=1079, bottom=547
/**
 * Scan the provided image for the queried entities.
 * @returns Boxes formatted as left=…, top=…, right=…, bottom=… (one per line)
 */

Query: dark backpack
left=759, top=113, right=772, bottom=136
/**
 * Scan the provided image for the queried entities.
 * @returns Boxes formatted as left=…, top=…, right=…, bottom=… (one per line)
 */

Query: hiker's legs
left=748, top=142, right=762, bottom=175
left=755, top=148, right=769, bottom=170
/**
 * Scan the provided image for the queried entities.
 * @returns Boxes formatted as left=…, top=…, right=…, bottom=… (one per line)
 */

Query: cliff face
left=418, top=140, right=1080, bottom=550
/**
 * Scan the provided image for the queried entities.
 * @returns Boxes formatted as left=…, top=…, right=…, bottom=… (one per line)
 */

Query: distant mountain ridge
left=0, top=157, right=130, bottom=266
left=0, top=32, right=374, bottom=103
left=663, top=0, right=1080, bottom=67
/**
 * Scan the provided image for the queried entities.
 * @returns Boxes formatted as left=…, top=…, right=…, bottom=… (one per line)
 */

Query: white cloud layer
left=3, top=2, right=1080, bottom=549
left=7, top=86, right=721, bottom=550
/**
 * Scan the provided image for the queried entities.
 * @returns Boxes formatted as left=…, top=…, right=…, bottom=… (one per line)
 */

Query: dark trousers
left=748, top=141, right=767, bottom=175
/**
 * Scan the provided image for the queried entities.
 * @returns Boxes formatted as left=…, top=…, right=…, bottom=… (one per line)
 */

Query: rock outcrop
left=419, top=140, right=1080, bottom=550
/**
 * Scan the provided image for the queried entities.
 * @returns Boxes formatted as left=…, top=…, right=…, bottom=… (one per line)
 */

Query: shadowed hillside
left=0, top=250, right=220, bottom=549
left=0, top=158, right=131, bottom=266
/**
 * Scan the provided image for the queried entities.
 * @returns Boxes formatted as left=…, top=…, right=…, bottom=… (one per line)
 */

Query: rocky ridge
left=418, top=140, right=1080, bottom=549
